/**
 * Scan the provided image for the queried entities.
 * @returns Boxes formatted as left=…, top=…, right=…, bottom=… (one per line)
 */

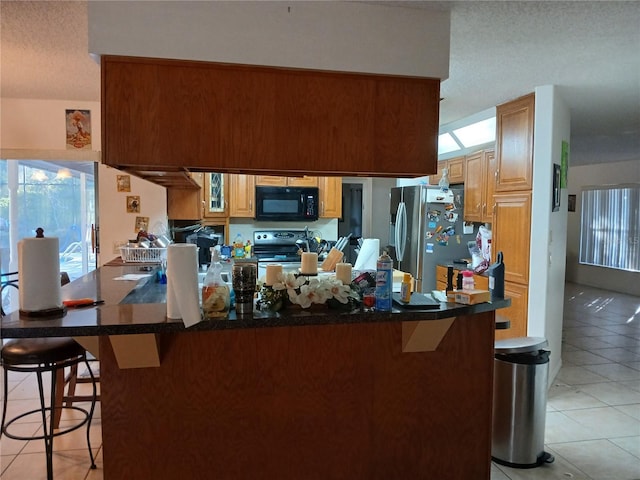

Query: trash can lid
left=495, top=336, right=548, bottom=354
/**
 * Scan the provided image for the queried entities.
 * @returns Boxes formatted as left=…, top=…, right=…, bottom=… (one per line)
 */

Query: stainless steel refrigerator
left=389, top=185, right=478, bottom=293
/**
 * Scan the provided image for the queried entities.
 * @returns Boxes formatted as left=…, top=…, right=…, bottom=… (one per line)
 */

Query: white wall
left=0, top=98, right=167, bottom=266
left=565, top=159, right=640, bottom=294
left=1, top=98, right=102, bottom=153
left=97, top=164, right=168, bottom=265
left=88, top=1, right=450, bottom=79
left=529, top=85, right=570, bottom=384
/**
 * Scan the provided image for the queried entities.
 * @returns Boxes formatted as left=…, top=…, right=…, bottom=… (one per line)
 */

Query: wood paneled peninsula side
left=1, top=266, right=509, bottom=480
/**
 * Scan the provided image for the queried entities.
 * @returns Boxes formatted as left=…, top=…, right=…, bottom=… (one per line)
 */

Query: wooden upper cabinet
left=495, top=93, right=534, bottom=192
left=447, top=157, right=465, bottom=184
left=167, top=173, right=203, bottom=220
left=429, top=156, right=465, bottom=186
left=491, top=192, right=532, bottom=285
left=255, top=176, right=287, bottom=187
left=463, top=151, right=484, bottom=222
left=482, top=150, right=496, bottom=223
left=287, top=176, right=318, bottom=187
left=464, top=149, right=497, bottom=223
left=318, top=177, right=342, bottom=218
left=101, top=56, right=440, bottom=178
left=255, top=176, right=318, bottom=187
left=429, top=161, right=445, bottom=185
left=203, top=173, right=228, bottom=218
left=228, top=174, right=255, bottom=218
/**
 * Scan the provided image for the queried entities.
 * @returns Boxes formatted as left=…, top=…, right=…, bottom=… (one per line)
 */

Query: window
left=0, top=159, right=97, bottom=313
left=579, top=184, right=640, bottom=272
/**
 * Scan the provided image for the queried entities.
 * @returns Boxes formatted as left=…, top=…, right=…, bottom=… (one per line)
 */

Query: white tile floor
left=492, top=283, right=640, bottom=480
left=1, top=282, right=639, bottom=479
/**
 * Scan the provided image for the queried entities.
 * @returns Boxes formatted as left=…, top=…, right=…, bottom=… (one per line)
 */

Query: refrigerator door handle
left=395, top=201, right=407, bottom=262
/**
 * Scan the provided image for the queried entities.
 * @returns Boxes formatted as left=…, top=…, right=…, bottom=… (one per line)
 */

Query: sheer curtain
left=579, top=184, right=640, bottom=272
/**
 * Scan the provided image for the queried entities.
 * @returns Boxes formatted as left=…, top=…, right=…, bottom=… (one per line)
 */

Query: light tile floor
left=1, top=282, right=639, bottom=479
left=492, top=282, right=640, bottom=480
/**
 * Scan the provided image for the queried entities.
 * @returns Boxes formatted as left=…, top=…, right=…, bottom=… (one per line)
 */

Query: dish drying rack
left=120, top=247, right=167, bottom=263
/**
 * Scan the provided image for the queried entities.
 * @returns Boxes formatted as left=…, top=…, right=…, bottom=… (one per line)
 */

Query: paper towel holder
left=18, top=227, right=67, bottom=318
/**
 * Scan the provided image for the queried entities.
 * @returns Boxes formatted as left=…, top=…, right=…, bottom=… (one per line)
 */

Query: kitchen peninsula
left=2, top=265, right=509, bottom=479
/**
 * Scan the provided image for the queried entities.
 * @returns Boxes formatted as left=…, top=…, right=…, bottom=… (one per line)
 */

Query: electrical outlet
left=113, top=240, right=127, bottom=254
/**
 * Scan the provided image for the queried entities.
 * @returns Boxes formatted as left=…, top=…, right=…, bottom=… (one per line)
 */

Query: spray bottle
left=375, top=250, right=393, bottom=312
left=202, top=247, right=230, bottom=319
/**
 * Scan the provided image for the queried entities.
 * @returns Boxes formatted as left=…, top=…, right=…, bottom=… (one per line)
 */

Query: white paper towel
left=18, top=236, right=62, bottom=312
left=354, top=238, right=380, bottom=271
left=166, top=244, right=201, bottom=327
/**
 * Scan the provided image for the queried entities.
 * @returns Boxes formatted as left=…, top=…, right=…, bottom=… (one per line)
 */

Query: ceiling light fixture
left=56, top=168, right=73, bottom=179
left=30, top=170, right=48, bottom=182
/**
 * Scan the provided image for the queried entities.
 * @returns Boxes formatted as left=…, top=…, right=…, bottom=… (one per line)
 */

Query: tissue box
left=450, top=289, right=491, bottom=305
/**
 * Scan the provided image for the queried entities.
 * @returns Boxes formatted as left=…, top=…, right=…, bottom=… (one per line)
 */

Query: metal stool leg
left=0, top=366, right=9, bottom=438
left=38, top=368, right=54, bottom=480
left=83, top=357, right=97, bottom=469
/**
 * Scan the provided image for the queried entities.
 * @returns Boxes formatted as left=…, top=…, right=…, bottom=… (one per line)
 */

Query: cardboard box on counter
left=447, top=289, right=491, bottom=305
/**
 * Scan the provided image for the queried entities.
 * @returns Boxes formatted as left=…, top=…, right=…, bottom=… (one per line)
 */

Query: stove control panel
left=253, top=230, right=307, bottom=246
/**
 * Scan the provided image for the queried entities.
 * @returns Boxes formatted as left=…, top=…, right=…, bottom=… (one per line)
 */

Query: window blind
left=579, top=184, right=640, bottom=272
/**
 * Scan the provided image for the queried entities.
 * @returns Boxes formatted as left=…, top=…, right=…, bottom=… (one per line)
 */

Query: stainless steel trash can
left=492, top=337, right=554, bottom=468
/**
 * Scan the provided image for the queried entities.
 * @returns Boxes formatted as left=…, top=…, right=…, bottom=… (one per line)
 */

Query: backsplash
left=228, top=218, right=338, bottom=245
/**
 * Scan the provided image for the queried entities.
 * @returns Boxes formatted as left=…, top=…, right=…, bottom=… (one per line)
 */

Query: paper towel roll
left=166, top=244, right=201, bottom=327
left=354, top=238, right=380, bottom=271
left=18, top=236, right=62, bottom=312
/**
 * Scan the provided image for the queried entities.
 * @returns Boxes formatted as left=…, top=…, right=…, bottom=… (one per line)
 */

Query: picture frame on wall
left=126, top=195, right=141, bottom=213
left=65, top=109, right=92, bottom=150
left=552, top=164, right=561, bottom=212
left=568, top=194, right=576, bottom=212
left=135, top=216, right=149, bottom=233
left=117, top=175, right=131, bottom=192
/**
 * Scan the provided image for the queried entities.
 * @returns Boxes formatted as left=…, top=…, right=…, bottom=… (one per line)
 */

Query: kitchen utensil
left=337, top=233, right=352, bottom=251
left=62, top=298, right=105, bottom=308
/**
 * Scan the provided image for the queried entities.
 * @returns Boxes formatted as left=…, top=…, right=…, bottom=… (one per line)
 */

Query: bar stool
left=1, top=337, right=97, bottom=480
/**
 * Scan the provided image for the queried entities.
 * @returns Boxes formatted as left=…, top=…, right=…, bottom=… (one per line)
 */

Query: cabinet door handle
left=249, top=200, right=252, bottom=212
left=492, top=203, right=497, bottom=213
left=482, top=203, right=486, bottom=215
left=321, top=201, right=325, bottom=215
left=494, top=169, right=499, bottom=183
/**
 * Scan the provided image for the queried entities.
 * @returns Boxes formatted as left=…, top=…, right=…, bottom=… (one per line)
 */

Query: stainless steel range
left=253, top=230, right=313, bottom=280
left=253, top=230, right=307, bottom=264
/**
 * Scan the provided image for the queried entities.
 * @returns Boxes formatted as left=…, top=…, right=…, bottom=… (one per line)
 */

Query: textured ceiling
left=1, top=1, right=639, bottom=167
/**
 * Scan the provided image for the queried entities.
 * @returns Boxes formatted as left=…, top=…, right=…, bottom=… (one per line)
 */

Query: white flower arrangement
left=258, top=272, right=360, bottom=311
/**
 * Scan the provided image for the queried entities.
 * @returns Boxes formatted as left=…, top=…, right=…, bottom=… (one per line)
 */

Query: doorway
left=339, top=183, right=363, bottom=264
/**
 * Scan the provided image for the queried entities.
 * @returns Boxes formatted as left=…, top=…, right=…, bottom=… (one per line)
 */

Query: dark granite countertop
left=1, top=265, right=510, bottom=338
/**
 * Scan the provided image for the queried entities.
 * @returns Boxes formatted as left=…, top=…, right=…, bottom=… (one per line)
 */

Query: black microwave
left=255, top=186, right=319, bottom=222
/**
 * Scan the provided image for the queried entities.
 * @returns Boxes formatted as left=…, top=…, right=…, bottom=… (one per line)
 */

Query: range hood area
left=90, top=2, right=450, bottom=185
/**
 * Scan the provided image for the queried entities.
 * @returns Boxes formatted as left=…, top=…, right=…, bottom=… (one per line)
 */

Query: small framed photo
left=568, top=194, right=576, bottom=212
left=552, top=164, right=561, bottom=212
left=117, top=175, right=131, bottom=192
left=135, top=216, right=149, bottom=233
left=66, top=109, right=92, bottom=150
left=126, top=195, right=141, bottom=213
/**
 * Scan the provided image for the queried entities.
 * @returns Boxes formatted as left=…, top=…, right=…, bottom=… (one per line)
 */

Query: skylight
left=438, top=109, right=497, bottom=158
left=453, top=117, right=496, bottom=147
left=437, top=133, right=461, bottom=155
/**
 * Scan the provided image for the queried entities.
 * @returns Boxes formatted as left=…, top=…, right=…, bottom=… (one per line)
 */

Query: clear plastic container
left=462, top=270, right=475, bottom=290
left=202, top=248, right=231, bottom=319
